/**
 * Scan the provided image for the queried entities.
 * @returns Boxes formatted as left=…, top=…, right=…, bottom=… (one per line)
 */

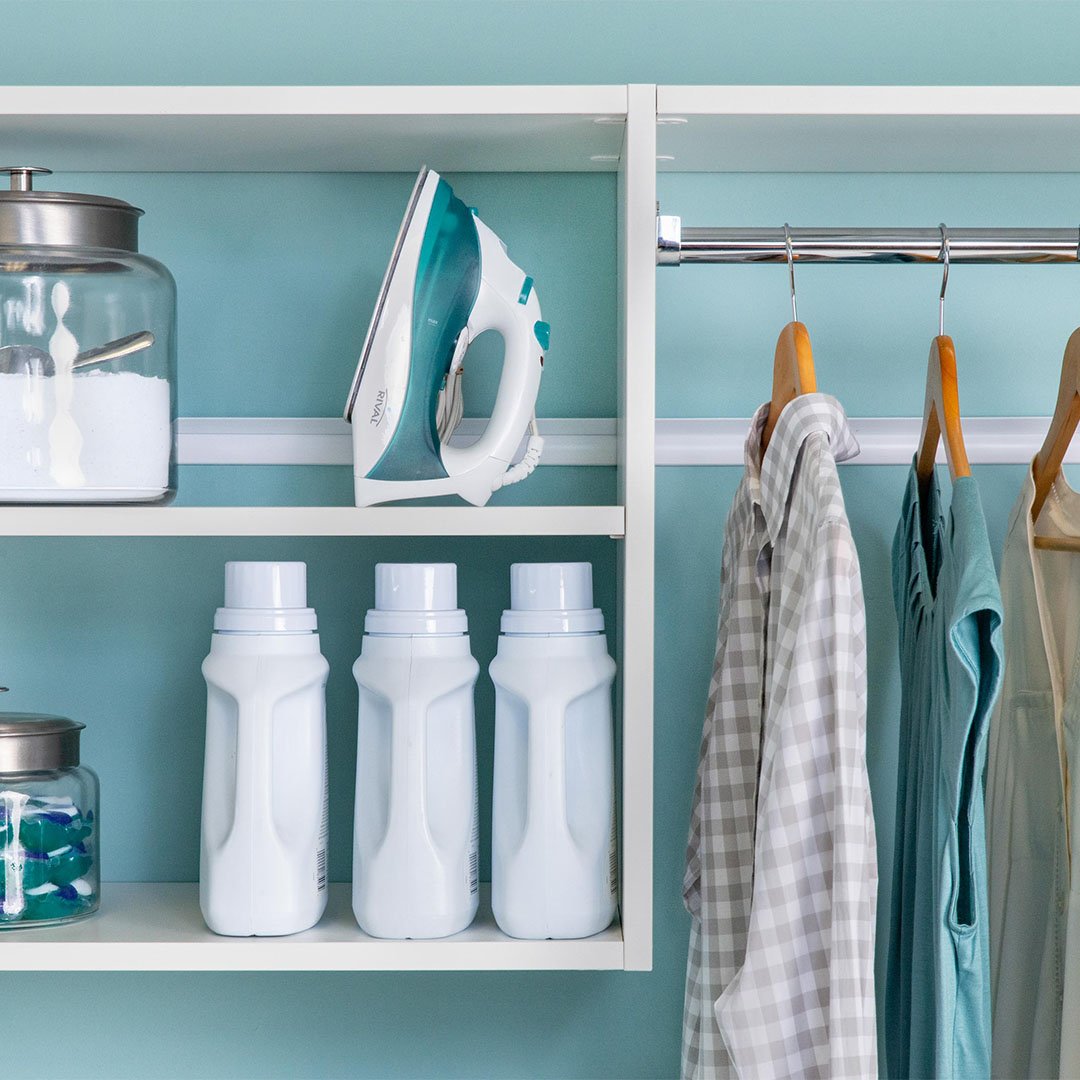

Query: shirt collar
left=742, top=402, right=770, bottom=508
left=746, top=394, right=859, bottom=544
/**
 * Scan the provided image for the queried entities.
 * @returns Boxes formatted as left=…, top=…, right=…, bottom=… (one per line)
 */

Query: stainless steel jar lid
left=0, top=167, right=143, bottom=252
left=0, top=713, right=84, bottom=772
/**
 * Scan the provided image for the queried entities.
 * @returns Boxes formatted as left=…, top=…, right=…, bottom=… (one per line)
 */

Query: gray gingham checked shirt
left=683, top=395, right=878, bottom=1080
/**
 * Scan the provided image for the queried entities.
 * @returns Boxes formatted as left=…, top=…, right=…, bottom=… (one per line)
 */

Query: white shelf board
left=0, top=884, right=624, bottom=971
left=0, top=85, right=628, bottom=173
left=0, top=505, right=625, bottom=538
left=657, top=85, right=1080, bottom=172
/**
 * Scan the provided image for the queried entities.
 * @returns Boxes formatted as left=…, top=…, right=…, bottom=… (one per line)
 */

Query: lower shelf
left=0, top=883, right=625, bottom=972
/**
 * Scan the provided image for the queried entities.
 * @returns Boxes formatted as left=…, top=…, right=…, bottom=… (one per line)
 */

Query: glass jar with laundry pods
left=0, top=166, right=176, bottom=503
left=0, top=713, right=99, bottom=928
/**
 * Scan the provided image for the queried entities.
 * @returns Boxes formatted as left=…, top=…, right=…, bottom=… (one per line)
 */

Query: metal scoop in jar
left=0, top=330, right=155, bottom=377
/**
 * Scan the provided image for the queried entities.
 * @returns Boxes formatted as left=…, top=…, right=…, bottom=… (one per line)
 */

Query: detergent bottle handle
left=449, top=218, right=545, bottom=483
left=527, top=696, right=574, bottom=854
left=228, top=679, right=280, bottom=858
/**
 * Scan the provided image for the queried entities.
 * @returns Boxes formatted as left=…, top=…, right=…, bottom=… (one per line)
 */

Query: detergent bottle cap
left=365, top=563, right=467, bottom=636
left=501, top=562, right=604, bottom=635
left=214, top=561, right=317, bottom=633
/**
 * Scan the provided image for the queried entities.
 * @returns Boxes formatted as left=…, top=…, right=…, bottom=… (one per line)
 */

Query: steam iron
left=345, top=167, right=548, bottom=507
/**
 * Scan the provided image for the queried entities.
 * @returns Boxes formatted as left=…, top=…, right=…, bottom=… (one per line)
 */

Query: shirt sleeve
left=714, top=518, right=878, bottom=1080
left=684, top=524, right=737, bottom=919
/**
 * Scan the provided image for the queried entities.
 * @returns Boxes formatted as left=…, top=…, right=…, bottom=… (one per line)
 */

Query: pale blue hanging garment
left=885, top=464, right=1003, bottom=1080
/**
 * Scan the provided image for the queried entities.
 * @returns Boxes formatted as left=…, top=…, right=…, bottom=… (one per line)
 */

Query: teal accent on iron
left=518, top=276, right=534, bottom=305
left=533, top=320, right=550, bottom=351
left=368, top=178, right=481, bottom=482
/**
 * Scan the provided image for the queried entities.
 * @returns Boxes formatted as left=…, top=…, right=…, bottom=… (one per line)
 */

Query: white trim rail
left=176, top=416, right=1069, bottom=468
left=654, top=417, right=1058, bottom=466
left=177, top=417, right=616, bottom=467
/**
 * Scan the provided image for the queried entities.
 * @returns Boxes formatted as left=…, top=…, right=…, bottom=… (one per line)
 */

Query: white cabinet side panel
left=617, top=83, right=657, bottom=971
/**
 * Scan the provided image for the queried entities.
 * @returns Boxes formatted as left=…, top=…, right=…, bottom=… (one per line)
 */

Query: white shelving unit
left=0, top=84, right=657, bottom=973
left=14, top=81, right=1063, bottom=975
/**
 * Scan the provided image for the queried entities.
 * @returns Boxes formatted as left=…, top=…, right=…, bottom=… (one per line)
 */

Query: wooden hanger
left=762, top=321, right=816, bottom=451
left=915, top=334, right=971, bottom=490
left=761, top=225, right=816, bottom=452
left=1031, top=326, right=1080, bottom=550
left=915, top=227, right=971, bottom=496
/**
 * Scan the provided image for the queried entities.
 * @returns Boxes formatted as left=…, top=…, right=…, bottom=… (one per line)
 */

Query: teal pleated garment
left=885, top=465, right=1003, bottom=1080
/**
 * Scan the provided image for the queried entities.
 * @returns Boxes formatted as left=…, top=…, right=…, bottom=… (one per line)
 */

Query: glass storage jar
left=0, top=713, right=99, bottom=927
left=0, top=166, right=176, bottom=503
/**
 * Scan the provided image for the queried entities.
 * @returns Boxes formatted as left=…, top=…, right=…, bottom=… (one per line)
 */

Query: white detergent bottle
left=352, top=563, right=479, bottom=939
left=200, top=561, right=329, bottom=937
left=490, top=562, right=618, bottom=939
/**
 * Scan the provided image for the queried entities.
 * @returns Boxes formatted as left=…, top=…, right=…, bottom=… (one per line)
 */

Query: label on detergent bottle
left=316, top=757, right=329, bottom=892
left=608, top=798, right=619, bottom=898
left=467, top=788, right=479, bottom=896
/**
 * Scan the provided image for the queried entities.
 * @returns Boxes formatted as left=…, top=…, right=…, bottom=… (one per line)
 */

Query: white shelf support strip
left=176, top=416, right=1075, bottom=468
left=176, top=417, right=616, bottom=466
left=655, top=417, right=1067, bottom=467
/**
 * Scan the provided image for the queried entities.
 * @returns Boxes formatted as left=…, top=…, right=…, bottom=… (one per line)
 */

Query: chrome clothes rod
left=655, top=217, right=1080, bottom=265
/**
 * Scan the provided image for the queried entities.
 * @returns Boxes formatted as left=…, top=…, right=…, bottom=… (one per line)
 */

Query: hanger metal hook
left=938, top=222, right=950, bottom=337
left=783, top=223, right=798, bottom=323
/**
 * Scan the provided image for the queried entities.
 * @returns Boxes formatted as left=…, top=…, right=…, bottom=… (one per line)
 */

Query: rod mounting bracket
left=656, top=213, right=682, bottom=265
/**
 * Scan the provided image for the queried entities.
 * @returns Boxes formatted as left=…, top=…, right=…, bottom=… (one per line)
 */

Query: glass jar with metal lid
left=0, top=166, right=176, bottom=503
left=0, top=712, right=99, bottom=927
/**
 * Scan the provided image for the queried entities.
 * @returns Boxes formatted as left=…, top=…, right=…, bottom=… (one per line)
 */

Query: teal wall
left=4, top=2, right=1080, bottom=1077
left=3, top=0, right=1080, bottom=87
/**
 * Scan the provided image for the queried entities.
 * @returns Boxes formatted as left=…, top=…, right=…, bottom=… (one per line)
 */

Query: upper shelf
left=657, top=85, right=1080, bottom=172
left=0, top=85, right=628, bottom=172
left=9, top=84, right=1080, bottom=174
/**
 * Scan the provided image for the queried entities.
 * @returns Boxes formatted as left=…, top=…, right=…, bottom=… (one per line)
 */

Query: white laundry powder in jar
left=0, top=370, right=172, bottom=501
